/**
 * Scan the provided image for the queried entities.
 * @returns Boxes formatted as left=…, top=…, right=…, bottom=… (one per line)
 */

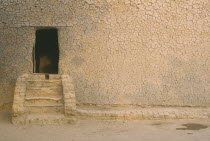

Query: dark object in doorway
left=34, top=28, right=59, bottom=74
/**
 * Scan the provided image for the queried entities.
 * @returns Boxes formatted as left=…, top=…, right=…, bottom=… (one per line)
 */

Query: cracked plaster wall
left=0, top=0, right=209, bottom=107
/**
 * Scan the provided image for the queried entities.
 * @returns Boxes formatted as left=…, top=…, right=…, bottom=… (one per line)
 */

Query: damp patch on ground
left=151, top=122, right=162, bottom=126
left=176, top=123, right=208, bottom=131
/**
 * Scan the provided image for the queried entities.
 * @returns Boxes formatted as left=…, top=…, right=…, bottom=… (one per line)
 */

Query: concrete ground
left=0, top=112, right=210, bottom=141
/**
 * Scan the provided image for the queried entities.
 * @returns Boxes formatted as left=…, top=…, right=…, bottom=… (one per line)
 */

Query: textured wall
left=0, top=26, right=34, bottom=106
left=0, top=0, right=209, bottom=107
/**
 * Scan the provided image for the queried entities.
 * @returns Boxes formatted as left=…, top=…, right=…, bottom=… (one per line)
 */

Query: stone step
left=25, top=104, right=63, bottom=107
left=28, top=74, right=61, bottom=80
left=25, top=114, right=74, bottom=124
left=26, top=87, right=62, bottom=95
left=27, top=79, right=61, bottom=82
left=25, top=92, right=63, bottom=98
left=27, top=80, right=62, bottom=88
left=25, top=99, right=63, bottom=105
left=25, top=95, right=63, bottom=101
left=27, top=86, right=61, bottom=90
left=25, top=107, right=64, bottom=114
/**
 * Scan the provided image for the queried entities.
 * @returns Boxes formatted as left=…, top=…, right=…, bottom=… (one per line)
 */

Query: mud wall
left=0, top=0, right=209, bottom=107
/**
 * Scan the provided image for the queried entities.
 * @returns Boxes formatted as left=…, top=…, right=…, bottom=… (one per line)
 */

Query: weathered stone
left=12, top=74, right=76, bottom=125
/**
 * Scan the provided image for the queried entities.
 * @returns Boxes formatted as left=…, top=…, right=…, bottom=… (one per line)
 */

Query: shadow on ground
left=176, top=123, right=208, bottom=131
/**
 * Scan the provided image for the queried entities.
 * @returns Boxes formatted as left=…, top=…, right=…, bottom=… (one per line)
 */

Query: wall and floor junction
left=0, top=0, right=209, bottom=114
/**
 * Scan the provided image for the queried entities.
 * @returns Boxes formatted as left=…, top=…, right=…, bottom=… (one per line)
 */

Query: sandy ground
left=0, top=112, right=210, bottom=141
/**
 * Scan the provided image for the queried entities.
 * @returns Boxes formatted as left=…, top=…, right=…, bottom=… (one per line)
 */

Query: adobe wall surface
left=0, top=0, right=209, bottom=108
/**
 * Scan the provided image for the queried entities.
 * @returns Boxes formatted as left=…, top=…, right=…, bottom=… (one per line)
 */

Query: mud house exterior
left=0, top=0, right=209, bottom=123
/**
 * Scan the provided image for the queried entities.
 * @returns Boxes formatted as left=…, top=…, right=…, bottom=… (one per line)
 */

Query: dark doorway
left=34, top=28, right=59, bottom=74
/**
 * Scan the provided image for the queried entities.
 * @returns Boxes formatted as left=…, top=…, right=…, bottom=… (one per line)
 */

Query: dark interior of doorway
left=34, top=28, right=59, bottom=74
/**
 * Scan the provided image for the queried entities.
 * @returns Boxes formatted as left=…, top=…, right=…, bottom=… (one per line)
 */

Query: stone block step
left=25, top=107, right=64, bottom=114
left=25, top=104, right=63, bottom=107
left=25, top=95, right=63, bottom=101
left=27, top=80, right=62, bottom=88
left=26, top=87, right=62, bottom=95
left=25, top=99, right=63, bottom=105
left=27, top=80, right=61, bottom=82
left=27, top=86, right=61, bottom=90
left=25, top=92, right=63, bottom=98
left=25, top=114, right=74, bottom=124
left=28, top=74, right=61, bottom=80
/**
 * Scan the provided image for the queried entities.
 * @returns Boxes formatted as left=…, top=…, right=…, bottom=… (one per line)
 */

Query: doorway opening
left=34, top=28, right=59, bottom=74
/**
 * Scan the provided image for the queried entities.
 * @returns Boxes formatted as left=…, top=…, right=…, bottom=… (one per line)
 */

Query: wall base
left=76, top=106, right=210, bottom=120
left=0, top=103, right=12, bottom=112
left=12, top=114, right=76, bottom=125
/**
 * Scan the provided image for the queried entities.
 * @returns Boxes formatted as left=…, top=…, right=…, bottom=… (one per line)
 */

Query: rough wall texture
left=0, top=0, right=209, bottom=108
left=0, top=26, right=34, bottom=106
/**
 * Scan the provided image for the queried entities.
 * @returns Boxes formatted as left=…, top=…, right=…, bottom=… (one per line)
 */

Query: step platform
left=12, top=74, right=76, bottom=125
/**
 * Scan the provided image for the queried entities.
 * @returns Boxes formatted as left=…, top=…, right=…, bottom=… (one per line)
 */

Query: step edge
left=25, top=104, right=63, bottom=107
left=27, top=80, right=62, bottom=82
left=25, top=97, right=62, bottom=101
left=27, top=87, right=62, bottom=90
